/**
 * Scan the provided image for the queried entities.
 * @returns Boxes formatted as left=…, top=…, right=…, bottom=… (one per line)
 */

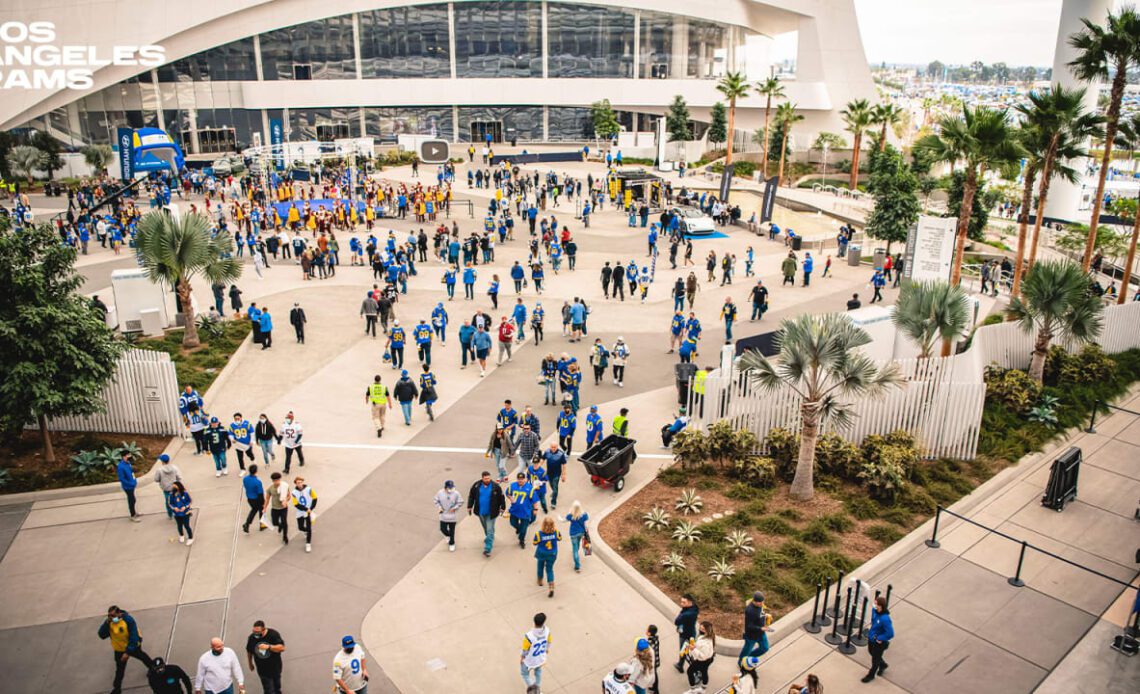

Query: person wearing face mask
left=99, top=605, right=153, bottom=694
left=245, top=620, right=286, bottom=694
left=280, top=412, right=304, bottom=473
left=333, top=635, right=370, bottom=694
left=254, top=414, right=279, bottom=465
left=681, top=621, right=716, bottom=694
left=193, top=637, right=244, bottom=694
left=291, top=476, right=317, bottom=553
left=147, top=656, right=193, bottom=694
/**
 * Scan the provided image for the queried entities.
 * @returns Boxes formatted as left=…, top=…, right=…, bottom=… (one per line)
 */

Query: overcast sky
left=852, top=0, right=1072, bottom=67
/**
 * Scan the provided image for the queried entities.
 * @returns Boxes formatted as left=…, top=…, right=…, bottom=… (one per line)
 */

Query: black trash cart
left=579, top=435, right=637, bottom=492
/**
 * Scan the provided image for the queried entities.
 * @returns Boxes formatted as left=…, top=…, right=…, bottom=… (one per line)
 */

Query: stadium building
left=0, top=0, right=873, bottom=154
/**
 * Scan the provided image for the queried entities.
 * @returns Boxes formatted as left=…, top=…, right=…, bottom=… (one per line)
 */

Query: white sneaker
left=215, top=470, right=222, bottom=477
left=239, top=470, right=246, bottom=477
left=186, top=538, right=194, bottom=546
left=305, top=543, right=312, bottom=553
left=449, top=545, right=455, bottom=552
left=222, top=467, right=229, bottom=476
left=480, top=370, right=486, bottom=377
left=129, top=515, right=142, bottom=523
left=619, top=382, right=624, bottom=388
left=179, top=535, right=185, bottom=543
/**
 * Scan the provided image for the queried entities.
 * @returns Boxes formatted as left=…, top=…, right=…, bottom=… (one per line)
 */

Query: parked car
left=670, top=206, right=716, bottom=236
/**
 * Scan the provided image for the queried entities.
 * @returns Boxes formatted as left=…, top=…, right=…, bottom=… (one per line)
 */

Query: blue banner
left=269, top=118, right=284, bottom=171
left=117, top=127, right=134, bottom=182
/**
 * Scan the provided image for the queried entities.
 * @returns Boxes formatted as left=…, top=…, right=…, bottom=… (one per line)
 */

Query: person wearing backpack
left=590, top=339, right=609, bottom=386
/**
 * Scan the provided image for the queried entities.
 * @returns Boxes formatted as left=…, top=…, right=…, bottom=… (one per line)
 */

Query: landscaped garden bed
left=0, top=432, right=172, bottom=494
left=136, top=317, right=251, bottom=392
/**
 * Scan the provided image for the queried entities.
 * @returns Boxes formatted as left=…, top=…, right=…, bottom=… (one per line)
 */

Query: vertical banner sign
left=269, top=119, right=284, bottom=171
left=760, top=175, right=779, bottom=222
left=719, top=162, right=735, bottom=202
left=117, top=128, right=134, bottom=182
left=905, top=215, right=958, bottom=281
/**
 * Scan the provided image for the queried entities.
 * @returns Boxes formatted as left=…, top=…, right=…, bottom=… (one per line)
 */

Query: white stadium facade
left=0, top=0, right=873, bottom=154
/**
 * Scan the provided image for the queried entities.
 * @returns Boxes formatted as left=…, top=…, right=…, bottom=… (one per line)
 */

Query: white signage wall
left=904, top=215, right=958, bottom=282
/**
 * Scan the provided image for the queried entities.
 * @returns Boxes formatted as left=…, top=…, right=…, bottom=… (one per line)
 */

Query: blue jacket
left=458, top=324, right=475, bottom=345
left=868, top=608, right=894, bottom=643
left=258, top=312, right=273, bottom=332
left=98, top=610, right=143, bottom=651
left=116, top=459, right=136, bottom=490
left=242, top=474, right=264, bottom=500
left=511, top=264, right=525, bottom=280
left=473, top=330, right=492, bottom=351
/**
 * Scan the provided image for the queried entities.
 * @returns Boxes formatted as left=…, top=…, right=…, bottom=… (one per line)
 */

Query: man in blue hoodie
left=99, top=605, right=153, bottom=693
left=117, top=449, right=141, bottom=522
left=258, top=307, right=273, bottom=349
left=862, top=595, right=894, bottom=682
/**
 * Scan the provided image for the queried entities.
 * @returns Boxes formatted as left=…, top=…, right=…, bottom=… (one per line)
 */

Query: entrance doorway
left=471, top=120, right=503, bottom=144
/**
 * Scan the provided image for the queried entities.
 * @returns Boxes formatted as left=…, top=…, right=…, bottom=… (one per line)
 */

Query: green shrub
left=620, top=533, right=649, bottom=553
left=662, top=569, right=695, bottom=591
left=695, top=476, right=720, bottom=490
left=879, top=508, right=913, bottom=527
left=726, top=482, right=764, bottom=501
left=777, top=539, right=810, bottom=568
left=764, top=428, right=799, bottom=481
left=706, top=421, right=760, bottom=469
left=768, top=574, right=811, bottom=604
left=799, top=520, right=834, bottom=546
left=742, top=499, right=769, bottom=517
left=732, top=456, right=778, bottom=488
left=981, top=313, right=1005, bottom=326
left=926, top=481, right=961, bottom=506
left=798, top=550, right=856, bottom=585
left=756, top=516, right=796, bottom=536
left=816, top=550, right=858, bottom=575
left=844, top=496, right=882, bottom=520
left=820, top=512, right=855, bottom=533
left=1060, top=345, right=1115, bottom=385
left=984, top=365, right=1041, bottom=413
left=751, top=548, right=781, bottom=572
left=671, top=428, right=709, bottom=469
left=776, top=508, right=803, bottom=522
left=865, top=524, right=904, bottom=545
left=635, top=554, right=657, bottom=575
left=815, top=433, right=860, bottom=480
left=710, top=160, right=757, bottom=178
left=856, top=458, right=907, bottom=502
left=657, top=466, right=691, bottom=487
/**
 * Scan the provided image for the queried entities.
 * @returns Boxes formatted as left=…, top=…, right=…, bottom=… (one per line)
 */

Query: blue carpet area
left=271, top=198, right=364, bottom=218
left=685, top=231, right=729, bottom=240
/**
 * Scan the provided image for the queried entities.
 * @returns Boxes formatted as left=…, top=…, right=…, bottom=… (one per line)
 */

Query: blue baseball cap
left=637, top=638, right=649, bottom=651
left=342, top=635, right=356, bottom=648
left=401, top=369, right=409, bottom=377
left=210, top=417, right=219, bottom=423
left=590, top=405, right=598, bottom=412
left=158, top=454, right=170, bottom=463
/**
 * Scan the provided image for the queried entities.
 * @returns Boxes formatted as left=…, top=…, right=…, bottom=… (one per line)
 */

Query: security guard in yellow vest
left=693, top=366, right=709, bottom=418
left=364, top=374, right=391, bottom=438
left=612, top=407, right=630, bottom=437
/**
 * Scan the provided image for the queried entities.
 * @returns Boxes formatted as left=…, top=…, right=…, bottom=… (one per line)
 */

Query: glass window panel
left=260, top=16, right=357, bottom=81
left=454, top=1, right=542, bottom=78
left=157, top=38, right=257, bottom=82
left=688, top=20, right=726, bottom=79
left=546, top=5, right=633, bottom=78
left=458, top=106, right=542, bottom=142
left=360, top=4, right=450, bottom=78
left=547, top=106, right=591, bottom=141
left=363, top=107, right=453, bottom=143
left=639, top=11, right=673, bottom=79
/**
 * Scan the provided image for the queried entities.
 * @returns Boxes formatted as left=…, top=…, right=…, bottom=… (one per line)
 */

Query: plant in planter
left=671, top=428, right=709, bottom=469
left=708, top=558, right=737, bottom=583
left=705, top=420, right=759, bottom=469
left=1027, top=394, right=1060, bottom=428
left=676, top=488, right=704, bottom=515
left=70, top=450, right=112, bottom=477
left=672, top=520, right=703, bottom=544
left=725, top=530, right=755, bottom=555
left=643, top=507, right=672, bottom=531
left=764, top=428, right=799, bottom=480
left=732, top=456, right=777, bottom=488
left=661, top=552, right=687, bottom=573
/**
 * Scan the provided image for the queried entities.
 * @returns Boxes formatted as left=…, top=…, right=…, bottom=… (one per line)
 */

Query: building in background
left=0, top=0, right=873, bottom=154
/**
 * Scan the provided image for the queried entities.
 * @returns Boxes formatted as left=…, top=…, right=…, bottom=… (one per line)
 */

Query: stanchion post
left=819, top=578, right=833, bottom=626
left=828, top=571, right=845, bottom=618
left=1008, top=541, right=1028, bottom=587
left=884, top=584, right=893, bottom=608
left=1086, top=399, right=1100, bottom=433
left=925, top=507, right=942, bottom=548
left=825, top=588, right=848, bottom=645
left=803, top=583, right=823, bottom=634
left=844, top=580, right=863, bottom=635
left=838, top=601, right=858, bottom=655
left=851, top=597, right=870, bottom=647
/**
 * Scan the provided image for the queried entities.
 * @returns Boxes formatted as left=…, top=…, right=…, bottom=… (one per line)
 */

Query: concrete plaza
left=0, top=158, right=1136, bottom=694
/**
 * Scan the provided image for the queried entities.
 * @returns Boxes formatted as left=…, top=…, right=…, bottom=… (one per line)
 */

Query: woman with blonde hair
left=532, top=515, right=562, bottom=598
left=683, top=621, right=716, bottom=693
left=563, top=501, right=589, bottom=572
left=628, top=637, right=657, bottom=694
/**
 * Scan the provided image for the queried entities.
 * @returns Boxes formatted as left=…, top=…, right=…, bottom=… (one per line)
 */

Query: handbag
left=582, top=530, right=592, bottom=556
left=259, top=513, right=269, bottom=530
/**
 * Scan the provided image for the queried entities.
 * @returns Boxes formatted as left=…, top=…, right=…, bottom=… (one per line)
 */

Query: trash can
left=848, top=244, right=861, bottom=266
left=873, top=248, right=886, bottom=270
left=791, top=236, right=803, bottom=251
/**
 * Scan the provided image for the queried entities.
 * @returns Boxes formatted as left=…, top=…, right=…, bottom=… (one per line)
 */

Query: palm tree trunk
left=1082, top=68, right=1127, bottom=271
left=1028, top=326, right=1052, bottom=383
left=1011, top=167, right=1038, bottom=301
left=761, top=99, right=772, bottom=178
left=777, top=130, right=789, bottom=187
left=879, top=123, right=888, bottom=152
left=790, top=403, right=820, bottom=501
left=949, top=168, right=977, bottom=287
left=1119, top=193, right=1140, bottom=304
left=725, top=99, right=737, bottom=167
left=1027, top=147, right=1058, bottom=271
left=849, top=133, right=862, bottom=190
left=37, top=412, right=56, bottom=464
left=178, top=276, right=201, bottom=348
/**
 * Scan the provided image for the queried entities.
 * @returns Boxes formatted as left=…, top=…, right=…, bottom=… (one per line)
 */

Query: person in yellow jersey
left=98, top=605, right=154, bottom=694
left=364, top=375, right=390, bottom=438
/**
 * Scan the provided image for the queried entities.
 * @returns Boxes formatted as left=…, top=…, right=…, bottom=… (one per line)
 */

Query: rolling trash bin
left=847, top=244, right=861, bottom=266
left=579, top=435, right=637, bottom=492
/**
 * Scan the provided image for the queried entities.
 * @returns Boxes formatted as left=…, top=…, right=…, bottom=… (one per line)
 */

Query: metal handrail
left=925, top=505, right=1138, bottom=589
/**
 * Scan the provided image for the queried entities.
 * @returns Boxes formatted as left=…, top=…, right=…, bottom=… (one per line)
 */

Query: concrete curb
left=0, top=332, right=252, bottom=507
left=591, top=383, right=1140, bottom=657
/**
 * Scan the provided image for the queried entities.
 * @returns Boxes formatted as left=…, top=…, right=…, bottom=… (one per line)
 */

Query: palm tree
left=738, top=314, right=902, bottom=501
left=81, top=144, right=113, bottom=175
left=775, top=103, right=804, bottom=187
left=1114, top=114, right=1140, bottom=304
left=716, top=71, right=750, bottom=167
left=1021, top=87, right=1098, bottom=276
left=756, top=77, right=785, bottom=177
left=6, top=145, right=45, bottom=185
left=872, top=103, right=904, bottom=152
left=1011, top=123, right=1047, bottom=300
left=915, top=106, right=1021, bottom=286
left=891, top=280, right=969, bottom=359
left=1068, top=5, right=1140, bottom=270
left=1007, top=260, right=1104, bottom=382
left=840, top=99, right=874, bottom=190
left=136, top=211, right=242, bottom=348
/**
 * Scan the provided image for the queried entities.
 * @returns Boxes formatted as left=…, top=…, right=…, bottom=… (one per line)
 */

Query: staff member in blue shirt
left=414, top=319, right=434, bottom=367
left=862, top=596, right=894, bottom=682
left=507, top=472, right=538, bottom=548
left=117, top=449, right=141, bottom=522
left=258, top=307, right=274, bottom=349
left=557, top=404, right=577, bottom=456
left=241, top=464, right=265, bottom=534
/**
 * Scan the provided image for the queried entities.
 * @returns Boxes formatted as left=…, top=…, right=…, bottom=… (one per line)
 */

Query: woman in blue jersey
left=532, top=516, right=562, bottom=598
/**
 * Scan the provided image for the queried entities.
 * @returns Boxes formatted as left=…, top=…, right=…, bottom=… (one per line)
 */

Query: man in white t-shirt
left=194, top=637, right=245, bottom=694
left=332, top=635, right=369, bottom=694
left=280, top=412, right=304, bottom=473
left=520, top=612, right=550, bottom=692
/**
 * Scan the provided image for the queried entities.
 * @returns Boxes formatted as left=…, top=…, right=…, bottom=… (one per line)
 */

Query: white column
left=541, top=0, right=549, bottom=79
left=633, top=11, right=641, bottom=80
left=452, top=105, right=460, bottom=143
left=543, top=105, right=549, bottom=142
left=670, top=16, right=687, bottom=79
left=150, top=70, right=165, bottom=132
left=253, top=35, right=264, bottom=81
left=352, top=12, right=364, bottom=78
left=1045, top=0, right=1111, bottom=222
left=448, top=2, right=458, bottom=80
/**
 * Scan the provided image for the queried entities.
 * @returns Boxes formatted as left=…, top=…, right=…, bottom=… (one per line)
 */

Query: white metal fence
left=696, top=301, right=1140, bottom=459
left=37, top=349, right=183, bottom=436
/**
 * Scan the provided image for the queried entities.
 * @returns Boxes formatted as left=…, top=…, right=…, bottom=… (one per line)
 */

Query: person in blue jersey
left=510, top=260, right=526, bottom=293
left=487, top=273, right=500, bottom=310
left=560, top=362, right=582, bottom=413
left=532, top=516, right=562, bottom=598
left=498, top=399, right=519, bottom=442
left=526, top=456, right=550, bottom=514
left=443, top=266, right=457, bottom=300
left=557, top=404, right=577, bottom=456
left=668, top=311, right=686, bottom=353
left=258, top=307, right=274, bottom=350
left=204, top=417, right=231, bottom=477
left=721, top=297, right=738, bottom=343
left=430, top=303, right=449, bottom=346
left=585, top=406, right=604, bottom=450
left=414, top=319, right=433, bottom=367
left=531, top=261, right=545, bottom=294
left=541, top=442, right=568, bottom=510
left=419, top=364, right=439, bottom=422
left=178, top=385, right=204, bottom=427
left=531, top=302, right=545, bottom=344
left=228, top=413, right=256, bottom=474
left=507, top=472, right=538, bottom=548
left=462, top=262, right=477, bottom=300
left=385, top=319, right=406, bottom=370
left=512, top=298, right=528, bottom=343
left=678, top=335, right=698, bottom=364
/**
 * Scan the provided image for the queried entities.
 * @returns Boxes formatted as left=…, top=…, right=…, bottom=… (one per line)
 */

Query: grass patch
left=844, top=496, right=882, bottom=520
left=619, top=533, right=649, bottom=553
left=756, top=516, right=797, bottom=536
left=776, top=508, right=803, bottom=522
left=820, top=512, right=855, bottom=533
left=657, top=466, right=691, bottom=487
left=865, top=524, right=905, bottom=546
left=799, top=520, right=834, bottom=546
left=136, top=319, right=251, bottom=393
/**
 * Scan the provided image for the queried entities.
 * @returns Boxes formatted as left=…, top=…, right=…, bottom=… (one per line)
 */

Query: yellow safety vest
left=612, top=415, right=628, bottom=436
left=694, top=370, right=708, bottom=395
left=369, top=384, right=388, bottom=404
